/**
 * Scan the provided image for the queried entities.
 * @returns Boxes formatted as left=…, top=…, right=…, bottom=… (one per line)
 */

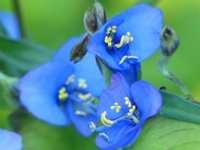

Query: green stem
left=158, top=55, right=193, bottom=100
left=12, top=0, right=27, bottom=38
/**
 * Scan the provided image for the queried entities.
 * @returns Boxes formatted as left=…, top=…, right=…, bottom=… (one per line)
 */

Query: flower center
left=57, top=74, right=91, bottom=104
left=104, top=25, right=134, bottom=49
left=100, top=96, right=139, bottom=127
left=89, top=96, right=139, bottom=142
left=57, top=74, right=98, bottom=118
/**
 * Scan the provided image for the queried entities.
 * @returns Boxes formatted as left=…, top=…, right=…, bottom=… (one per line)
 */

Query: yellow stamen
left=58, top=87, right=69, bottom=101
left=110, top=102, right=121, bottom=113
left=100, top=111, right=114, bottom=127
left=125, top=97, right=132, bottom=108
left=78, top=79, right=87, bottom=89
left=78, top=93, right=92, bottom=101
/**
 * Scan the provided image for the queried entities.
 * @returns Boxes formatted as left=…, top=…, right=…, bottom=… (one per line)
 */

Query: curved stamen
left=99, top=133, right=110, bottom=142
left=115, top=32, right=134, bottom=48
left=100, top=111, right=114, bottom=127
left=119, top=55, right=138, bottom=65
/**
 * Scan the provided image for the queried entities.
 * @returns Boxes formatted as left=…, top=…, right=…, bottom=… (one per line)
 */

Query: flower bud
left=94, top=1, right=106, bottom=28
left=84, top=9, right=98, bottom=34
left=160, top=25, right=179, bottom=56
left=70, top=35, right=89, bottom=63
left=84, top=1, right=106, bottom=34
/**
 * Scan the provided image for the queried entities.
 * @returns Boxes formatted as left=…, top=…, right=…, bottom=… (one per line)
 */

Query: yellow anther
left=127, top=105, right=136, bottom=116
left=104, top=36, right=113, bottom=48
left=106, top=26, right=117, bottom=34
left=106, top=27, right=112, bottom=34
left=125, top=97, right=132, bottom=108
left=104, top=25, right=118, bottom=48
left=78, top=79, right=87, bottom=89
left=58, top=87, right=69, bottom=101
left=58, top=92, right=68, bottom=101
left=78, top=93, right=92, bottom=101
left=59, top=87, right=66, bottom=93
left=110, top=102, right=121, bottom=113
left=100, top=111, right=114, bottom=127
left=66, top=74, right=76, bottom=85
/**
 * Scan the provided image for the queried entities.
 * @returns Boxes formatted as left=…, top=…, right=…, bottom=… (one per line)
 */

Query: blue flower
left=0, top=12, right=20, bottom=39
left=93, top=73, right=162, bottom=150
left=0, top=129, right=22, bottom=150
left=18, top=37, right=105, bottom=136
left=87, top=4, right=163, bottom=70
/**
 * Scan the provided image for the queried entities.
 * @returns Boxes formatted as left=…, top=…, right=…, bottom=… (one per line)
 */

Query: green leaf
left=19, top=114, right=97, bottom=150
left=134, top=117, right=200, bottom=150
left=0, top=22, right=7, bottom=37
left=140, top=0, right=160, bottom=5
left=0, top=72, right=18, bottom=128
left=132, top=91, right=200, bottom=149
left=160, top=91, right=200, bottom=124
left=0, top=35, right=53, bottom=76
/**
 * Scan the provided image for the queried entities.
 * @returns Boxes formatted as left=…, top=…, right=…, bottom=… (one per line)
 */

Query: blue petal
left=0, top=12, right=20, bottom=39
left=131, top=80, right=162, bottom=122
left=117, top=4, right=163, bottom=61
left=114, top=61, right=141, bottom=85
left=0, top=129, right=22, bottom=150
left=97, top=73, right=130, bottom=120
left=88, top=4, right=163, bottom=70
left=96, top=120, right=141, bottom=150
left=18, top=60, right=74, bottom=125
left=67, top=101, right=97, bottom=137
left=53, top=37, right=80, bottom=62
left=74, top=52, right=105, bottom=96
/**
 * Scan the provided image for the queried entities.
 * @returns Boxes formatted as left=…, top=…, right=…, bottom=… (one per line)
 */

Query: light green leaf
left=0, top=35, right=52, bottom=76
left=134, top=117, right=200, bottom=150
left=133, top=91, right=200, bottom=150
left=19, top=114, right=97, bottom=150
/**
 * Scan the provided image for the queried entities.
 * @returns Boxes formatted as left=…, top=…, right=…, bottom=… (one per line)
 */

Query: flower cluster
left=16, top=3, right=163, bottom=150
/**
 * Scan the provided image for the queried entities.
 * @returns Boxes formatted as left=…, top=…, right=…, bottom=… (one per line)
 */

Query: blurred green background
left=0, top=0, right=200, bottom=150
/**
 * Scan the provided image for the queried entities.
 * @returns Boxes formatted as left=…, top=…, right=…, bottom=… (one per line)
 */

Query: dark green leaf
left=0, top=22, right=7, bottom=37
left=0, top=35, right=52, bottom=76
left=0, top=72, right=18, bottom=128
left=160, top=91, right=200, bottom=124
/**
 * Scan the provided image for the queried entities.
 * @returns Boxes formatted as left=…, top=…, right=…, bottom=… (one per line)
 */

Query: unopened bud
left=94, top=1, right=106, bottom=28
left=160, top=25, right=179, bottom=57
left=84, top=9, right=98, bottom=34
left=70, top=35, right=89, bottom=63
left=84, top=1, right=106, bottom=34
